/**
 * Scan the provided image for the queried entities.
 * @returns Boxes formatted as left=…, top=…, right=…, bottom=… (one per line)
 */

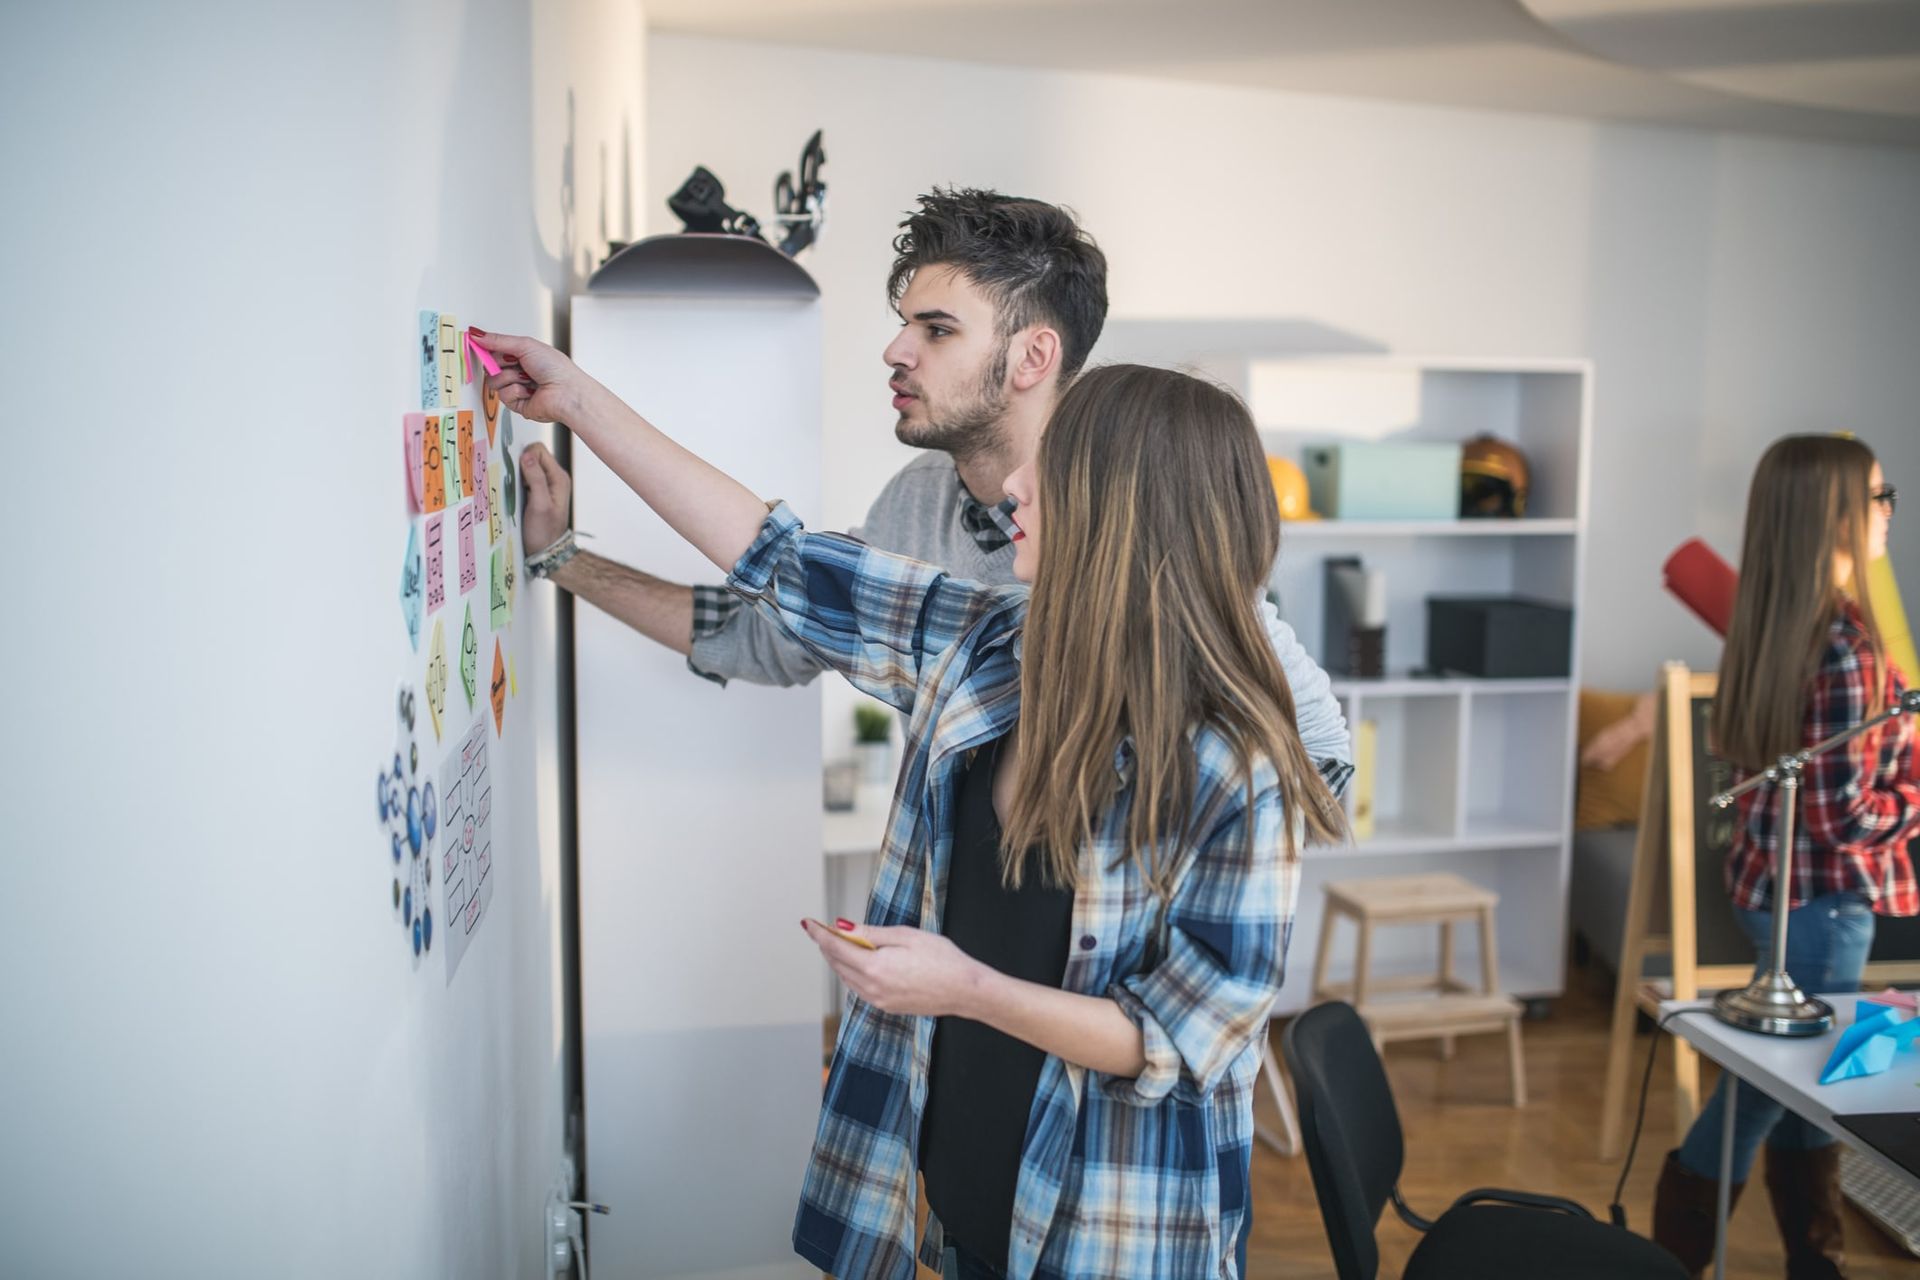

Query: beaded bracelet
left=526, top=529, right=583, bottom=579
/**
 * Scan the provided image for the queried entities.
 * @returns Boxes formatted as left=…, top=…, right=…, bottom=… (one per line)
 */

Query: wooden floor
left=1249, top=964, right=1919, bottom=1278
left=854, top=961, right=1918, bottom=1278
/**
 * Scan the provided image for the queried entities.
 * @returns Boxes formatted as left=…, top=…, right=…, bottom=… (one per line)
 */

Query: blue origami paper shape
left=1820, top=1006, right=1920, bottom=1084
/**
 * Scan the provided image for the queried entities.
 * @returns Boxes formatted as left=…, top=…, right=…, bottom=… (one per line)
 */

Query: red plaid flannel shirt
left=1725, top=600, right=1920, bottom=915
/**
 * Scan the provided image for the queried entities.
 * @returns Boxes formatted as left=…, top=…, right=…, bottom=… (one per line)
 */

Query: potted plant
left=853, top=702, right=894, bottom=785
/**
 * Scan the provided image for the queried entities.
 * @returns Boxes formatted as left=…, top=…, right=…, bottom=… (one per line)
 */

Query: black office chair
left=1281, top=1001, right=1688, bottom=1279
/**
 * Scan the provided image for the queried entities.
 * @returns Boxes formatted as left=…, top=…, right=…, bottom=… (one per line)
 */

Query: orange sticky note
left=421, top=414, right=446, bottom=514
left=456, top=411, right=475, bottom=500
left=482, top=380, right=499, bottom=448
left=490, top=640, right=506, bottom=736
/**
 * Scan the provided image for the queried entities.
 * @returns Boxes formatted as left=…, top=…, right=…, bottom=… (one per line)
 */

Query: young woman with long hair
left=482, top=333, right=1343, bottom=1280
left=1654, top=435, right=1916, bottom=1279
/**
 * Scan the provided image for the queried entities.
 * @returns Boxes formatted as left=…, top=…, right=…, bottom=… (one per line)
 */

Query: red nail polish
left=836, top=918, right=856, bottom=932
left=799, top=920, right=809, bottom=933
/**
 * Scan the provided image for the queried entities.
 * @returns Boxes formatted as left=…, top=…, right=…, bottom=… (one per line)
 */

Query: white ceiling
left=646, top=0, right=1920, bottom=148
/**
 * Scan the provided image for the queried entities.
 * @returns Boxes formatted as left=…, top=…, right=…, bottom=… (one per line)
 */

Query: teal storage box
left=1301, top=441, right=1462, bottom=520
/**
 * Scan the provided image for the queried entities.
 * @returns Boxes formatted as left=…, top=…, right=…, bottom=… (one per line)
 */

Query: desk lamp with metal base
left=1709, top=688, right=1919, bottom=1037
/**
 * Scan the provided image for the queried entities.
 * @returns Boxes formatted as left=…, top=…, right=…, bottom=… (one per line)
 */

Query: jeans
left=1674, top=891, right=1876, bottom=1181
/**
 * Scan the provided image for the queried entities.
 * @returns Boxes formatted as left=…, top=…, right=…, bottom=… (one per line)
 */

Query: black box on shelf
left=1425, top=596, right=1572, bottom=678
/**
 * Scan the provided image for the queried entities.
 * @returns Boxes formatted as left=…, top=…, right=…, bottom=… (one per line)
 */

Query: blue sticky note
left=419, top=311, right=439, bottom=410
left=400, top=523, right=423, bottom=650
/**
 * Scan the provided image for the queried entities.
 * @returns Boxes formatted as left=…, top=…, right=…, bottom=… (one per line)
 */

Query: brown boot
left=1765, top=1143, right=1848, bottom=1279
left=1653, top=1148, right=1744, bottom=1277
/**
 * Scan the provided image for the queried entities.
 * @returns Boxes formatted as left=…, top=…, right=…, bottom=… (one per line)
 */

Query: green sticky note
left=490, top=545, right=510, bottom=631
left=441, top=411, right=463, bottom=508
left=460, top=603, right=478, bottom=711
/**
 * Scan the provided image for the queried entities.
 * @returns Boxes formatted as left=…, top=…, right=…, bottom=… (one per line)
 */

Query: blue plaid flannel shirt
left=728, top=503, right=1302, bottom=1280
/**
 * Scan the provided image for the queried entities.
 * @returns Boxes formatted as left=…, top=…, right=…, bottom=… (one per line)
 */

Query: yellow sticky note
left=437, top=313, right=460, bottom=409
left=488, top=468, right=503, bottom=546
left=425, top=618, right=447, bottom=742
left=509, top=652, right=518, bottom=697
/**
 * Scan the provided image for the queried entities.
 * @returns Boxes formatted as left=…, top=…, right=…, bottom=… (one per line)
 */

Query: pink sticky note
left=403, top=413, right=427, bottom=512
left=472, top=440, right=490, bottom=534
left=425, top=515, right=445, bottom=613
left=1865, top=988, right=1920, bottom=1013
left=466, top=332, right=501, bottom=378
left=457, top=503, right=478, bottom=595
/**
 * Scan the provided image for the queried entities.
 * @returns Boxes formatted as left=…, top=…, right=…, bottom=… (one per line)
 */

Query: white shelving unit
left=1243, top=355, right=1592, bottom=1014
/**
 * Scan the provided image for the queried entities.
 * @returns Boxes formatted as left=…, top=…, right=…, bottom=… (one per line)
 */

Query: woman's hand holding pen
left=803, top=919, right=987, bottom=1018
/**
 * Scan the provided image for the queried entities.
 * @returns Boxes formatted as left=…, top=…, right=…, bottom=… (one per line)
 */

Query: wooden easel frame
left=1598, top=662, right=1920, bottom=1159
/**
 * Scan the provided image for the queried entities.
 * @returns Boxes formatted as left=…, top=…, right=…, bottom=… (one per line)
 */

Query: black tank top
left=919, top=733, right=1074, bottom=1271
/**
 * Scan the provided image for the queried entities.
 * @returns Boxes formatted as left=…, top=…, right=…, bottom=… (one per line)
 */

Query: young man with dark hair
left=520, top=187, right=1351, bottom=781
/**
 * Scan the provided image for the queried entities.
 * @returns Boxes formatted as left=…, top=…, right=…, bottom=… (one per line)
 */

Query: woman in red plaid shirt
left=1654, top=436, right=1916, bottom=1279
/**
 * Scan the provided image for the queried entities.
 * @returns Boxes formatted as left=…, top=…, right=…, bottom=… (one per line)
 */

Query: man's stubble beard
left=894, top=346, right=1011, bottom=466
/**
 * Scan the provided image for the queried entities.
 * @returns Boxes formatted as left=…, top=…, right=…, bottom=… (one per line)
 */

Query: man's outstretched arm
left=520, top=441, right=827, bottom=686
left=522, top=442, right=695, bottom=656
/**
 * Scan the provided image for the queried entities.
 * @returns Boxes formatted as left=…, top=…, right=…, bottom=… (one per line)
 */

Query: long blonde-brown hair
left=1002, top=364, right=1347, bottom=894
left=1714, top=434, right=1886, bottom=771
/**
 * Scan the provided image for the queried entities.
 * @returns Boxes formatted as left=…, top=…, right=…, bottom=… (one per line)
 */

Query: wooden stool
left=1310, top=872, right=1527, bottom=1106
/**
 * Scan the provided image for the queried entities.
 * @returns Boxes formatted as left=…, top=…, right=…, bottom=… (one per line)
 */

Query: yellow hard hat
left=1460, top=434, right=1530, bottom=518
left=1267, top=456, right=1318, bottom=521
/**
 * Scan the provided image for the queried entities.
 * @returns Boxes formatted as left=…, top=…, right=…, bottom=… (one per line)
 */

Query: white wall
left=0, top=2, right=643, bottom=1276
left=643, top=35, right=1920, bottom=758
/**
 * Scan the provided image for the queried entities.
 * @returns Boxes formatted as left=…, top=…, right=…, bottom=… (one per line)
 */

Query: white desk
left=822, top=786, right=893, bottom=1014
left=1661, top=995, right=1920, bottom=1278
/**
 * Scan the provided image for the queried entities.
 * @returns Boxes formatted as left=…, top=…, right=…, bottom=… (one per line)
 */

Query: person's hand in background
left=519, top=442, right=572, bottom=555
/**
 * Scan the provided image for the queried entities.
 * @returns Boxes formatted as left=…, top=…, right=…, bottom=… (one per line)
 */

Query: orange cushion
left=1576, top=688, right=1651, bottom=830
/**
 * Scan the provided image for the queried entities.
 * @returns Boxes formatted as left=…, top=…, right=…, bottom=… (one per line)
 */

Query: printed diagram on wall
left=383, top=308, right=527, bottom=979
left=376, top=683, right=435, bottom=966
left=439, top=718, right=494, bottom=983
